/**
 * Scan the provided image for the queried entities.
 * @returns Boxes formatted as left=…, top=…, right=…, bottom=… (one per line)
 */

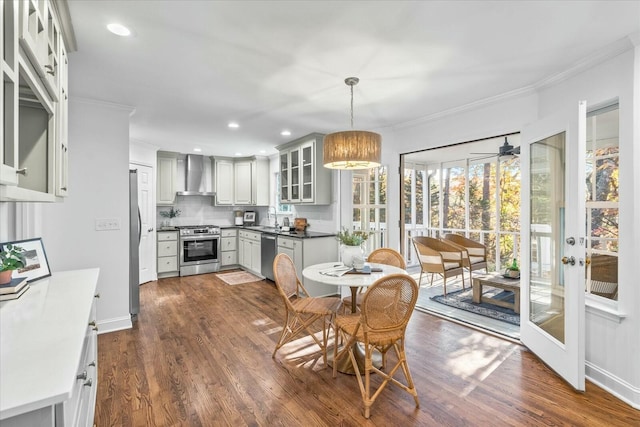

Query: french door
left=520, top=101, right=587, bottom=390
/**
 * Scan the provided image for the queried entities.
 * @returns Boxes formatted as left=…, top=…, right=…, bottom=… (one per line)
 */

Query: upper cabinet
left=276, top=133, right=331, bottom=205
left=214, top=158, right=234, bottom=205
left=157, top=152, right=178, bottom=206
left=214, top=156, right=269, bottom=206
left=0, top=0, right=69, bottom=202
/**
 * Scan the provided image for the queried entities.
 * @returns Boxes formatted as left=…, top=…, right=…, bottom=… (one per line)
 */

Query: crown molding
left=70, top=96, right=136, bottom=114
left=392, top=85, right=535, bottom=131
left=392, top=35, right=636, bottom=131
left=50, top=0, right=77, bottom=52
left=535, top=36, right=634, bottom=90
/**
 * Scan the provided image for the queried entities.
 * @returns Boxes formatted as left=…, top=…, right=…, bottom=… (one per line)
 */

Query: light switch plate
left=95, top=218, right=121, bottom=231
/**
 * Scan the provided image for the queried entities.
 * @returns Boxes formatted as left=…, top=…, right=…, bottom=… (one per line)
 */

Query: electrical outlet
left=95, top=218, right=121, bottom=231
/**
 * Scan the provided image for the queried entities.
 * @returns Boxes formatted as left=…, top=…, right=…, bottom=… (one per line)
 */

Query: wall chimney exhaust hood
left=176, top=155, right=216, bottom=197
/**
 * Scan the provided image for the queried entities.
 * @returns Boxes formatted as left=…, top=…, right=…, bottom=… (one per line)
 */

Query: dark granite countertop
left=220, top=225, right=336, bottom=239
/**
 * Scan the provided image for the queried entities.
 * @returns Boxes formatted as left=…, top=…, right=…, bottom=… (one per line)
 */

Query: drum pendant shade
left=323, top=77, right=382, bottom=170
left=323, top=131, right=381, bottom=170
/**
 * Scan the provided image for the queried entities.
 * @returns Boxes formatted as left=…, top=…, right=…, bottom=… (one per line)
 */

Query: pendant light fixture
left=323, top=77, right=382, bottom=170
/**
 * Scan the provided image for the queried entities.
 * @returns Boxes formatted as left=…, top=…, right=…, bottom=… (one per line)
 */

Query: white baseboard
left=97, top=316, right=132, bottom=334
left=586, top=361, right=640, bottom=410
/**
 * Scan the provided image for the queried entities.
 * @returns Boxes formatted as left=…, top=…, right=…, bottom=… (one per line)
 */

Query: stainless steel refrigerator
left=129, top=169, right=141, bottom=319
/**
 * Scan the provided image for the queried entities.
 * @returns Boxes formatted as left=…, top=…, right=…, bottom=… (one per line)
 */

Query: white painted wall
left=40, top=98, right=134, bottom=333
left=384, top=44, right=639, bottom=408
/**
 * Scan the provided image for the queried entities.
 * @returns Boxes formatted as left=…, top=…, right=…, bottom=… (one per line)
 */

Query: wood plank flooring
left=95, top=272, right=639, bottom=426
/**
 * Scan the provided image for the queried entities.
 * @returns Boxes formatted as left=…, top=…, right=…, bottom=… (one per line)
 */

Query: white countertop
left=0, top=268, right=99, bottom=420
left=302, top=262, right=406, bottom=288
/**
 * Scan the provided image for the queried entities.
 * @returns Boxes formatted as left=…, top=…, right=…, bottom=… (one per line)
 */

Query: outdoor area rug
left=216, top=271, right=263, bottom=286
left=430, top=287, right=520, bottom=325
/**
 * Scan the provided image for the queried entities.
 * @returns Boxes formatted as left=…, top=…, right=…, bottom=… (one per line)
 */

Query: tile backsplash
left=156, top=196, right=338, bottom=233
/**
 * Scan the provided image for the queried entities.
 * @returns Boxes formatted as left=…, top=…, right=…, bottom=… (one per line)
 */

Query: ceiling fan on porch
left=470, top=137, right=520, bottom=159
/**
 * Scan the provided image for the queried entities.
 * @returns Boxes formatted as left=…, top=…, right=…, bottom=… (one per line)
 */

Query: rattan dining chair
left=332, top=273, right=420, bottom=419
left=341, top=248, right=406, bottom=313
left=272, top=253, right=341, bottom=366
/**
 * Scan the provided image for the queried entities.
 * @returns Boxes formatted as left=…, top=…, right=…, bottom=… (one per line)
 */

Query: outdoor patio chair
left=411, top=236, right=465, bottom=295
left=443, top=233, right=488, bottom=281
left=341, top=247, right=406, bottom=313
left=272, top=253, right=341, bottom=366
left=332, top=273, right=420, bottom=419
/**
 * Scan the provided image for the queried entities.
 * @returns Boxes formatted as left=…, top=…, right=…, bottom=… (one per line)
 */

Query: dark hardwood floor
left=95, top=272, right=639, bottom=426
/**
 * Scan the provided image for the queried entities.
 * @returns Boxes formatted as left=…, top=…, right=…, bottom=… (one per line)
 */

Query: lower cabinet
left=157, top=230, right=179, bottom=278
left=238, top=230, right=261, bottom=275
left=277, top=236, right=338, bottom=297
left=220, top=228, right=238, bottom=269
left=0, top=269, right=100, bottom=427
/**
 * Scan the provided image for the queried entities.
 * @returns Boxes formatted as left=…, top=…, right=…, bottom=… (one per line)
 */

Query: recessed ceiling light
left=234, top=152, right=242, bottom=156
left=228, top=122, right=239, bottom=129
left=107, top=23, right=131, bottom=37
left=193, top=148, right=202, bottom=152
left=259, top=150, right=266, bottom=154
left=281, top=130, right=291, bottom=136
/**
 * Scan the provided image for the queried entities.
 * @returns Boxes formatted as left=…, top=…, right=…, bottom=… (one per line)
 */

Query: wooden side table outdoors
left=472, top=274, right=521, bottom=314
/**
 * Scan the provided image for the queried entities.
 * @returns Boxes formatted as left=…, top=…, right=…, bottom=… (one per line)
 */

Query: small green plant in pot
left=336, top=228, right=372, bottom=268
left=159, top=207, right=181, bottom=227
left=0, top=244, right=26, bottom=284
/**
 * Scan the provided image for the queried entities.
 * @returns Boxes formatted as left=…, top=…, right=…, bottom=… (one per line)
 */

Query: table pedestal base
left=329, top=343, right=382, bottom=375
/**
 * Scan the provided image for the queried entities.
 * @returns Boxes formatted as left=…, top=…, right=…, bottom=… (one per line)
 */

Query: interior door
left=520, top=101, right=587, bottom=390
left=132, top=163, right=154, bottom=284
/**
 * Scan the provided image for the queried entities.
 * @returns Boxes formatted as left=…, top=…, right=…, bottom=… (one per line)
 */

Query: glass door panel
left=529, top=132, right=566, bottom=343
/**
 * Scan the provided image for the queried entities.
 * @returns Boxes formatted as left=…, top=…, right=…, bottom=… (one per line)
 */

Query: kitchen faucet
left=267, top=206, right=278, bottom=228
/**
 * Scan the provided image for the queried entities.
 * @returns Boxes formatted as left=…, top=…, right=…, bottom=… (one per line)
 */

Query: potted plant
left=0, top=244, right=26, bottom=284
left=159, top=207, right=181, bottom=227
left=336, top=228, right=372, bottom=267
left=504, top=258, right=520, bottom=278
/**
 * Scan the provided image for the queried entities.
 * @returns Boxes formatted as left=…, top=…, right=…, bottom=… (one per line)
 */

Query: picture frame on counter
left=0, top=237, right=51, bottom=283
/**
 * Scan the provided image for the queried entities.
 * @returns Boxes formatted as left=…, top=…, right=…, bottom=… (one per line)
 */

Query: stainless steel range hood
left=176, top=154, right=216, bottom=197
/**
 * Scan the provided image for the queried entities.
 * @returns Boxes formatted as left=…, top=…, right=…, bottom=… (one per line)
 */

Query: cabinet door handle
left=83, top=379, right=93, bottom=387
left=60, top=186, right=67, bottom=191
left=89, top=361, right=96, bottom=367
left=94, top=293, right=101, bottom=298
left=89, top=321, right=96, bottom=327
left=148, top=228, right=154, bottom=232
left=77, top=370, right=87, bottom=380
left=16, top=168, right=27, bottom=175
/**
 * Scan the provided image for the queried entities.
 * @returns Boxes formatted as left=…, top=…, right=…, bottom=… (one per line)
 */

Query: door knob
left=561, top=256, right=576, bottom=266
left=566, top=237, right=575, bottom=245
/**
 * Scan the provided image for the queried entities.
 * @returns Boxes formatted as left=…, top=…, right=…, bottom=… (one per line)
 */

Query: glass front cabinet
left=276, top=133, right=331, bottom=205
left=0, top=0, right=69, bottom=202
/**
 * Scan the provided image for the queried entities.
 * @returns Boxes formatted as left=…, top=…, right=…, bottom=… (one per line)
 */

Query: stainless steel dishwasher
left=261, top=233, right=277, bottom=281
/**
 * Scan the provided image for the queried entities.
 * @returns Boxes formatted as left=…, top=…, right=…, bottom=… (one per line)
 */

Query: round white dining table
left=302, top=262, right=407, bottom=374
left=302, top=262, right=407, bottom=313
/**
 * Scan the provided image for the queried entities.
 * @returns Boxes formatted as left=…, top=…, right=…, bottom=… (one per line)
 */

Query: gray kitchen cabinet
left=220, top=228, right=238, bottom=268
left=276, top=133, right=331, bottom=205
left=0, top=0, right=70, bottom=202
left=214, top=156, right=269, bottom=206
left=277, top=235, right=338, bottom=296
left=157, top=230, right=179, bottom=278
left=156, top=152, right=177, bottom=206
left=238, top=230, right=261, bottom=275
left=214, top=158, right=234, bottom=205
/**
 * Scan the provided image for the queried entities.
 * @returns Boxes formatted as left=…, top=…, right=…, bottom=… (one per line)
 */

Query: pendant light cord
left=350, top=84, right=354, bottom=129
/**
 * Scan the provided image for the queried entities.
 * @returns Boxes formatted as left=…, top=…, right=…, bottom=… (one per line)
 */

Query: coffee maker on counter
left=233, top=210, right=244, bottom=226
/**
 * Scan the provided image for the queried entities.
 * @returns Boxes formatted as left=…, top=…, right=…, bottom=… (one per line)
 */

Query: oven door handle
left=180, top=235, right=220, bottom=242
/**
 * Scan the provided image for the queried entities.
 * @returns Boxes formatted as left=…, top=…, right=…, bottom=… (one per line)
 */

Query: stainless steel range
left=178, top=225, right=221, bottom=276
